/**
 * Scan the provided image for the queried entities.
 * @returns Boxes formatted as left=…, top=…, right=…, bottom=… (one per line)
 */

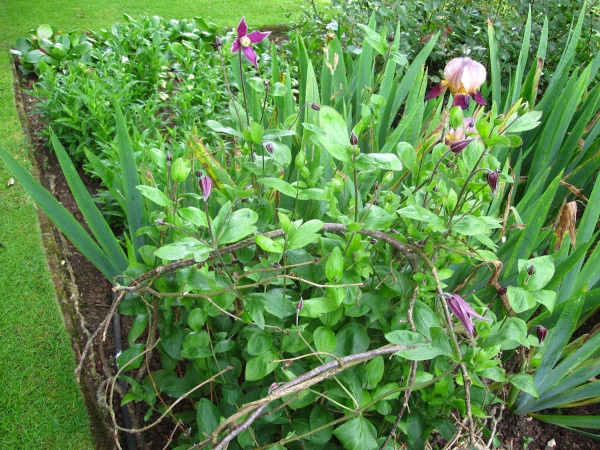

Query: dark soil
left=11, top=61, right=600, bottom=450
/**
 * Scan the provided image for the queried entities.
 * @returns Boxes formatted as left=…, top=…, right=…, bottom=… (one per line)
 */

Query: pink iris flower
left=231, top=17, right=271, bottom=68
left=426, top=57, right=487, bottom=109
left=447, top=294, right=490, bottom=337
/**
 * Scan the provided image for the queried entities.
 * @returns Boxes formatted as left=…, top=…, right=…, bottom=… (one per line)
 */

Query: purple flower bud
left=536, top=325, right=548, bottom=344
left=311, top=102, right=320, bottom=111
left=450, top=138, right=473, bottom=154
left=200, top=175, right=213, bottom=201
left=373, top=181, right=379, bottom=191
left=387, top=32, right=395, bottom=43
left=195, top=170, right=203, bottom=177
left=264, top=142, right=274, bottom=154
left=527, top=265, right=536, bottom=276
left=497, top=286, right=507, bottom=296
left=350, top=131, right=358, bottom=146
left=155, top=218, right=167, bottom=225
left=297, top=298, right=304, bottom=311
left=446, top=293, right=491, bottom=337
left=486, top=170, right=499, bottom=195
left=166, top=150, right=173, bottom=162
left=215, top=36, right=223, bottom=47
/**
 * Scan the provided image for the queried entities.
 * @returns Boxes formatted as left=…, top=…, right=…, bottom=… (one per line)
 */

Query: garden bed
left=13, top=62, right=600, bottom=450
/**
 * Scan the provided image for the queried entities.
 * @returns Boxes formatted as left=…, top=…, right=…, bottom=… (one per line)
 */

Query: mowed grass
left=0, top=1, right=325, bottom=448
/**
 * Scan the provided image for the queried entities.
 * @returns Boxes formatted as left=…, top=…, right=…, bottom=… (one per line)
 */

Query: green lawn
left=0, top=1, right=323, bottom=448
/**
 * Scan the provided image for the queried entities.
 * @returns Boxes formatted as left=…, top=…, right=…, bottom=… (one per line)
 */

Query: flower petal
left=448, top=295, right=475, bottom=337
left=425, top=82, right=447, bottom=101
left=452, top=94, right=470, bottom=110
left=237, top=17, right=248, bottom=37
left=461, top=59, right=487, bottom=93
left=450, top=138, right=473, bottom=154
left=242, top=45, right=258, bottom=67
left=247, top=30, right=271, bottom=44
left=231, top=39, right=240, bottom=53
left=471, top=91, right=487, bottom=106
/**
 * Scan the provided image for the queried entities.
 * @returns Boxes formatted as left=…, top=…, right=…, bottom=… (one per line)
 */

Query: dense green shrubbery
left=298, top=0, right=599, bottom=85
left=4, top=4, right=600, bottom=449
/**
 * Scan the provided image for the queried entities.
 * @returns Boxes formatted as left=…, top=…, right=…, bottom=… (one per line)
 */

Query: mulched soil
left=11, top=61, right=600, bottom=450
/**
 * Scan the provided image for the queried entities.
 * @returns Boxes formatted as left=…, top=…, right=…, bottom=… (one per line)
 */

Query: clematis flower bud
left=486, top=170, right=499, bottom=196
left=311, top=102, right=321, bottom=111
left=536, top=325, right=548, bottom=344
left=527, top=265, right=536, bottom=276
left=166, top=150, right=173, bottom=163
left=387, top=32, right=395, bottom=43
left=215, top=36, right=223, bottom=47
left=350, top=131, right=358, bottom=146
left=497, top=285, right=507, bottom=296
left=450, top=138, right=473, bottom=154
left=200, top=176, right=213, bottom=201
left=264, top=142, right=274, bottom=154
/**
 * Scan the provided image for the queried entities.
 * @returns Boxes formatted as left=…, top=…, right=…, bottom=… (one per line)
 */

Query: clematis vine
left=426, top=57, right=487, bottom=109
left=231, top=17, right=271, bottom=68
left=444, top=293, right=491, bottom=337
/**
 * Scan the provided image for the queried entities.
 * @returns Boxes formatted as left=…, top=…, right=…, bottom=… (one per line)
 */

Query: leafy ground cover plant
left=12, top=24, right=94, bottom=76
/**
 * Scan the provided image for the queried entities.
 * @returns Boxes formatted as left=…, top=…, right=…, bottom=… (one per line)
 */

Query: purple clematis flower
left=231, top=17, right=271, bottom=68
left=447, top=293, right=490, bottom=337
left=200, top=175, right=213, bottom=201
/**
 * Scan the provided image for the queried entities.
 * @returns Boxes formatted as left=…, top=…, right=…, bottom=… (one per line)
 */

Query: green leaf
left=247, top=332, right=273, bottom=356
left=218, top=208, right=258, bottom=244
left=180, top=332, right=212, bottom=359
left=353, top=153, right=402, bottom=171
left=384, top=330, right=444, bottom=360
left=505, top=111, right=543, bottom=133
left=325, top=246, right=344, bottom=282
left=299, top=296, right=340, bottom=318
left=196, top=399, right=221, bottom=439
left=365, top=356, right=384, bottom=389
left=288, top=219, right=323, bottom=250
left=0, top=146, right=121, bottom=279
left=255, top=235, right=284, bottom=253
left=318, top=106, right=351, bottom=162
left=213, top=339, right=235, bottom=353
left=179, top=207, right=208, bottom=228
left=136, top=185, right=172, bottom=207
left=154, top=238, right=210, bottom=261
left=358, top=24, right=388, bottom=56
left=117, top=343, right=145, bottom=370
left=171, top=157, right=191, bottom=183
left=188, top=308, right=207, bottom=332
left=309, top=405, right=334, bottom=445
left=49, top=130, right=128, bottom=271
left=335, top=323, right=370, bottom=356
left=206, top=119, right=243, bottom=139
left=128, top=315, right=148, bottom=345
left=507, top=286, right=537, bottom=313
left=398, top=205, right=446, bottom=232
left=518, top=255, right=555, bottom=291
left=510, top=373, right=539, bottom=399
left=245, top=351, right=279, bottom=381
left=313, top=326, right=336, bottom=353
left=115, top=102, right=145, bottom=255
left=37, top=24, right=53, bottom=40
left=258, top=177, right=298, bottom=198
left=334, top=417, right=378, bottom=450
